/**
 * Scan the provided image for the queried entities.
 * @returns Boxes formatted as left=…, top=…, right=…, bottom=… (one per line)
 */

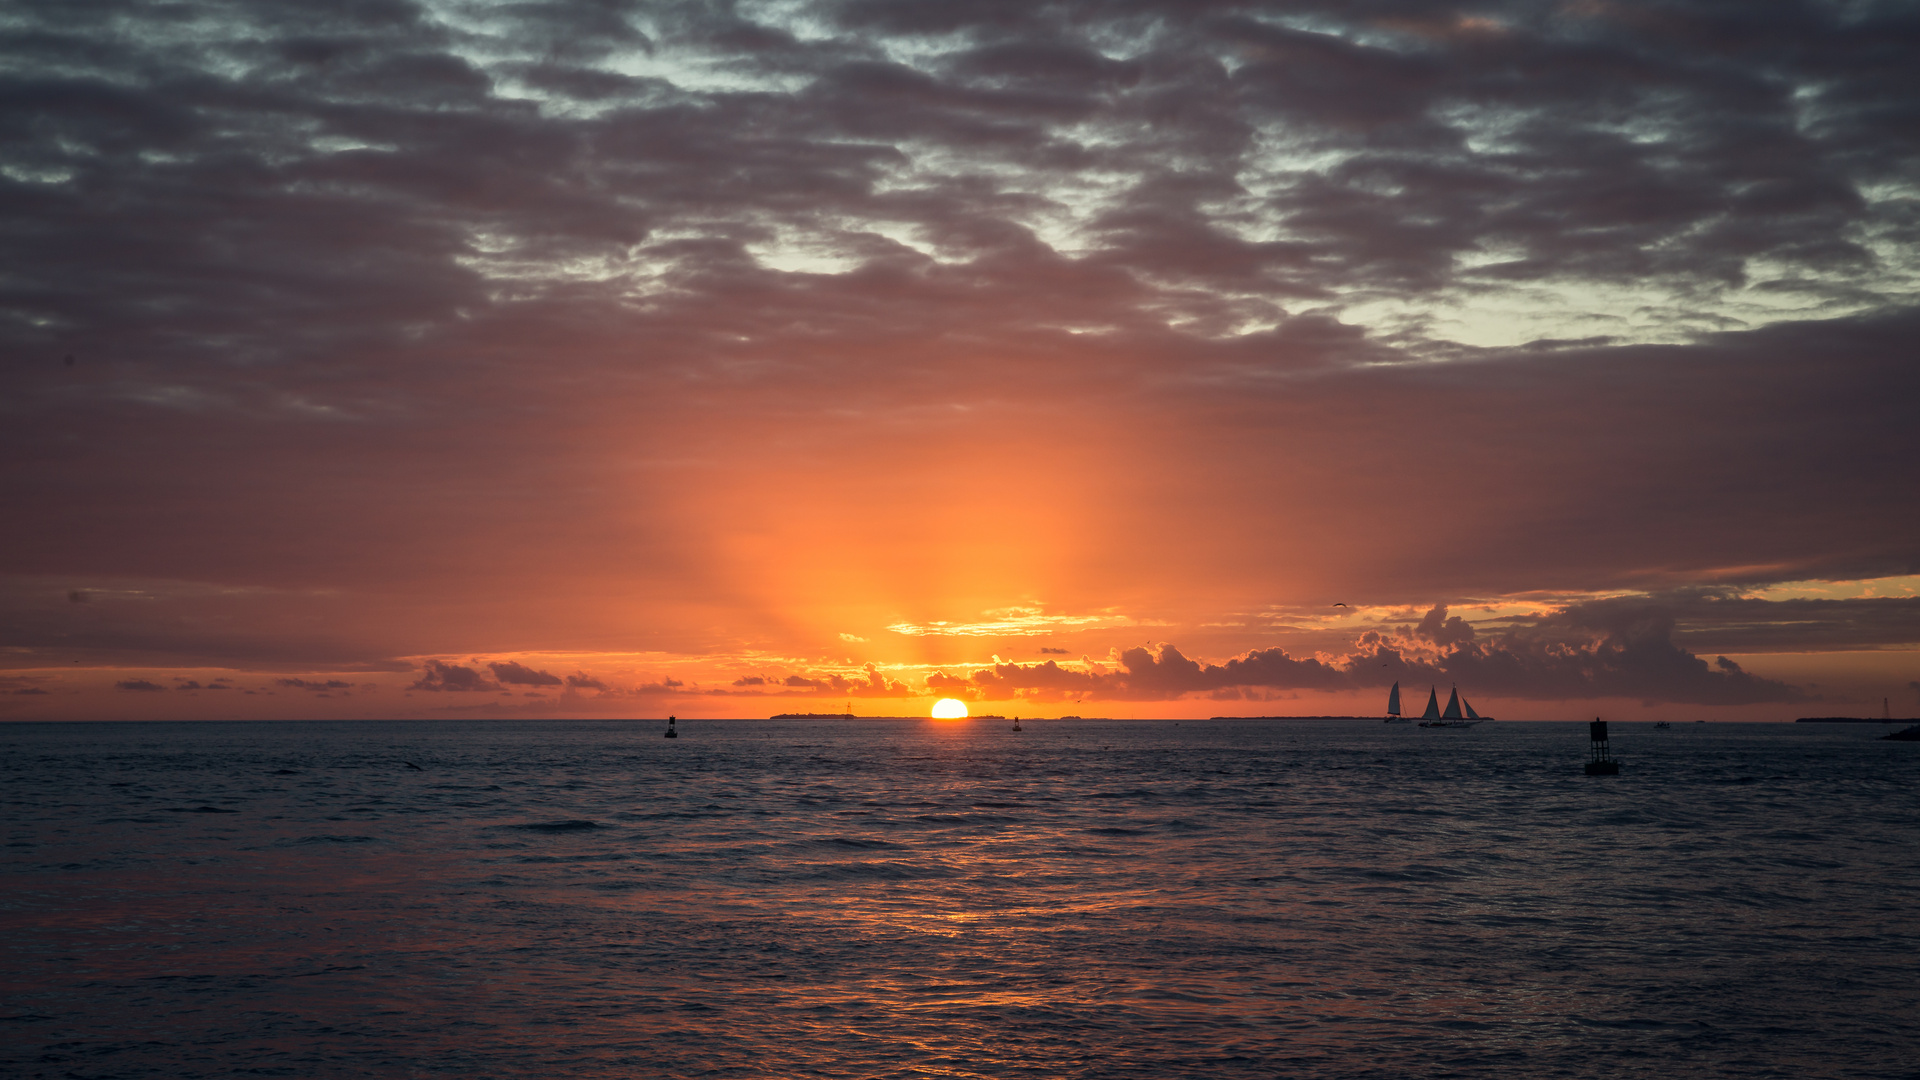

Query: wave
left=509, top=819, right=606, bottom=832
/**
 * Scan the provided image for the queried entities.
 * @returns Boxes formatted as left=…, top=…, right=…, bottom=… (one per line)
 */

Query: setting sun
left=931, top=698, right=969, bottom=719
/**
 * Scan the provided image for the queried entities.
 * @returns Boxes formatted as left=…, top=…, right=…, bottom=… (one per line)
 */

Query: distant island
left=1794, top=717, right=1908, bottom=723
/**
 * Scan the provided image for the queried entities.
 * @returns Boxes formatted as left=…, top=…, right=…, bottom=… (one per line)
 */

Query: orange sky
left=3, top=2, right=1917, bottom=721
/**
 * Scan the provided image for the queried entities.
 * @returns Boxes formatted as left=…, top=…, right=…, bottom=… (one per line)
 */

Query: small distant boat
left=1383, top=681, right=1410, bottom=722
left=1419, top=686, right=1485, bottom=728
left=1654, top=721, right=1671, bottom=730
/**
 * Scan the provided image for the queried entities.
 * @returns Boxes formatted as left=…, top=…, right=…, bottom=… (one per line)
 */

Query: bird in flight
left=1333, top=603, right=1349, bottom=607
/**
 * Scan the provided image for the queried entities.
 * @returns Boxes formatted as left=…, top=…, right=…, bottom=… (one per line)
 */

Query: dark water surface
left=3, top=718, right=1916, bottom=1078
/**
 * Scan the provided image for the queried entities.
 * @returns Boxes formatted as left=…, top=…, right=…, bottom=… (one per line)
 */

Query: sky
left=3, top=0, right=1918, bottom=721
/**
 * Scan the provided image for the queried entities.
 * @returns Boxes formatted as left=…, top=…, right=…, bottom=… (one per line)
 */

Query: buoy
left=664, top=715, right=678, bottom=739
left=1583, top=718, right=1619, bottom=775
left=1012, top=717, right=1022, bottom=731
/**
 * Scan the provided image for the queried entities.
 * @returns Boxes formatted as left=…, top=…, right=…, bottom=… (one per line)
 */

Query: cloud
left=889, top=609, right=1141, bottom=637
left=1038, top=647, right=1070, bottom=654
left=13, top=687, right=50, bottom=695
left=115, top=680, right=166, bottom=691
left=1411, top=603, right=1804, bottom=705
left=961, top=595, right=1804, bottom=705
left=731, top=675, right=767, bottom=686
left=489, top=661, right=563, bottom=686
left=278, top=678, right=353, bottom=691
left=410, top=661, right=497, bottom=692
left=566, top=672, right=608, bottom=691
left=1648, top=592, right=1920, bottom=654
left=1415, top=604, right=1477, bottom=649
left=0, top=0, right=1912, bottom=717
left=829, top=663, right=916, bottom=698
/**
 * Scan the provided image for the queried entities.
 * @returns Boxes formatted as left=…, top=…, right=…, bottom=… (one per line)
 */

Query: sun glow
left=931, top=698, right=969, bottom=719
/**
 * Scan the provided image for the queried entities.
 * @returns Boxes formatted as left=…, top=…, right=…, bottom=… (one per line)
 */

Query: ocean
left=3, top=718, right=1916, bottom=1078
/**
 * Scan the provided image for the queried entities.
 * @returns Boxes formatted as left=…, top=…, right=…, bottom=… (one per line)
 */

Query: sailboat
left=1419, top=686, right=1487, bottom=727
left=1383, top=681, right=1410, bottom=722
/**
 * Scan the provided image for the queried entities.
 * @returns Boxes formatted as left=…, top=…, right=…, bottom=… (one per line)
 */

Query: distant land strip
left=1209, top=715, right=1391, bottom=721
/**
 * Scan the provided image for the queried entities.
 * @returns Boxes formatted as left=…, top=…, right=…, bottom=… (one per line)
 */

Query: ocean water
left=2, top=718, right=1916, bottom=1079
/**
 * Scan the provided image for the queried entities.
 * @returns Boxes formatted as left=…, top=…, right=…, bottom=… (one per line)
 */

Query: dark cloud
left=731, top=675, right=767, bottom=686
left=1415, top=604, right=1476, bottom=649
left=828, top=664, right=916, bottom=698
left=926, top=670, right=970, bottom=691
left=566, top=672, right=609, bottom=691
left=0, top=578, right=429, bottom=671
left=783, top=675, right=827, bottom=688
left=4, top=0, right=1911, bottom=378
left=967, top=594, right=1807, bottom=705
left=1646, top=593, right=1920, bottom=654
left=489, top=661, right=563, bottom=686
left=409, top=661, right=496, bottom=692
left=1037, top=647, right=1070, bottom=654
left=1405, top=606, right=1803, bottom=706
left=114, top=679, right=166, bottom=691
left=6, top=674, right=55, bottom=694
left=278, top=678, right=353, bottom=691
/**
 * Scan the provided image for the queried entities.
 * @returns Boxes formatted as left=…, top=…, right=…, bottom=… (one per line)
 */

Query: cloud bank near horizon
left=930, top=602, right=1804, bottom=707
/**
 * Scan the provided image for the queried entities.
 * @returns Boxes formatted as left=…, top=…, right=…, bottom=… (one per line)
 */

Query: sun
left=931, top=698, right=969, bottom=719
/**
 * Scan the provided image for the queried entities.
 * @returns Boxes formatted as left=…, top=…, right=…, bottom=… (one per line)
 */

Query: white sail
left=1387, top=682, right=1401, bottom=716
left=1462, top=698, right=1482, bottom=720
left=1442, top=688, right=1462, bottom=719
left=1421, top=687, right=1441, bottom=720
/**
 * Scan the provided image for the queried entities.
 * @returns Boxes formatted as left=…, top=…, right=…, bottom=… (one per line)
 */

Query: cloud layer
left=2, top=1, right=1916, bottom=716
left=949, top=602, right=1801, bottom=707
